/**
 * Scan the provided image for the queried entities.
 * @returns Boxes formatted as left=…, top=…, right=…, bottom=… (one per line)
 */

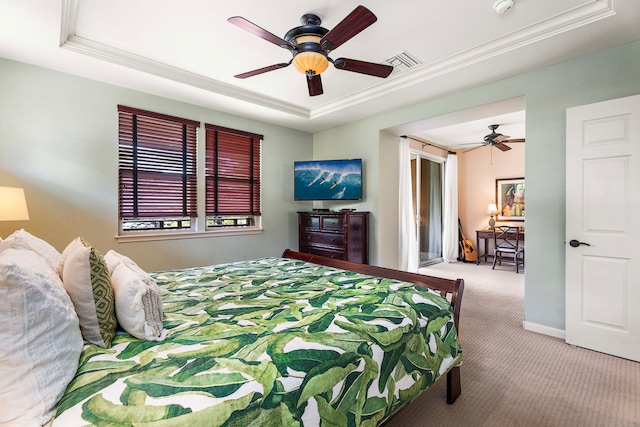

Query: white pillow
left=0, top=248, right=83, bottom=427
left=0, top=229, right=60, bottom=273
left=104, top=250, right=166, bottom=341
left=59, top=238, right=117, bottom=348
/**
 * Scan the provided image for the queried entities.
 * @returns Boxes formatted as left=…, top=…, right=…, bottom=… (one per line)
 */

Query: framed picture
left=496, top=177, right=525, bottom=221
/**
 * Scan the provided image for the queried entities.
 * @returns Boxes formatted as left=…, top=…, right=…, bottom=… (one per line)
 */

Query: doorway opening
left=386, top=96, right=526, bottom=270
left=411, top=152, right=444, bottom=267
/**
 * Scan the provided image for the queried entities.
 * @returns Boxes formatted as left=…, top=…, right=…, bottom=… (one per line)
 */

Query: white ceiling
left=412, top=109, right=527, bottom=150
left=1, top=0, right=639, bottom=142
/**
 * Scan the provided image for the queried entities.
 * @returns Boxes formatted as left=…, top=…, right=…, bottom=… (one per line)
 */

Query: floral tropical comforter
left=53, top=257, right=461, bottom=427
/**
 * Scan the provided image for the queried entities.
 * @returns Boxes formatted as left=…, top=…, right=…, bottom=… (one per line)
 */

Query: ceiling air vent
left=384, top=51, right=421, bottom=76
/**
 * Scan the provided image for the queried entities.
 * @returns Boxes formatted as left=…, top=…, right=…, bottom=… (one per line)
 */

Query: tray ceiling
left=1, top=0, right=639, bottom=133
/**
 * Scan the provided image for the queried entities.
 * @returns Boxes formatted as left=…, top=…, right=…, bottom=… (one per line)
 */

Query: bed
left=0, top=232, right=463, bottom=427
left=49, top=249, right=463, bottom=426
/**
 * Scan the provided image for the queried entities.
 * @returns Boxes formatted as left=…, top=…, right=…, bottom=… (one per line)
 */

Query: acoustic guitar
left=458, top=219, right=477, bottom=262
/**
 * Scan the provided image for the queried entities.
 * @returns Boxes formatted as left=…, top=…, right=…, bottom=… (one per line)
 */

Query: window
left=118, top=105, right=199, bottom=233
left=117, top=107, right=263, bottom=238
left=205, top=124, right=262, bottom=229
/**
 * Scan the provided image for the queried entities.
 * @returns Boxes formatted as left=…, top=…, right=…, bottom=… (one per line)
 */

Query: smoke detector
left=494, top=0, right=515, bottom=14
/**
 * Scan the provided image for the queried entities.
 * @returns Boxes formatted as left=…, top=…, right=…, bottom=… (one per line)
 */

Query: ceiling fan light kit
left=292, top=51, right=329, bottom=75
left=285, top=15, right=330, bottom=76
left=494, top=0, right=515, bottom=14
left=228, top=6, right=394, bottom=96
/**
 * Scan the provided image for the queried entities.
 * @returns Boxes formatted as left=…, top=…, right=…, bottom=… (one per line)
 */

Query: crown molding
left=61, top=34, right=310, bottom=119
left=59, top=0, right=309, bottom=118
left=60, top=0, right=615, bottom=121
left=311, top=0, right=615, bottom=118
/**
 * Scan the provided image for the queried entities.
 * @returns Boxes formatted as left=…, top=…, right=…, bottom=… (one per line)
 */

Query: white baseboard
left=523, top=321, right=566, bottom=339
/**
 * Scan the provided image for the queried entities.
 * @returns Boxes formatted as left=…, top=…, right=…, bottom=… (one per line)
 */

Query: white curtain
left=399, top=137, right=419, bottom=272
left=442, top=153, right=459, bottom=263
left=428, top=164, right=443, bottom=256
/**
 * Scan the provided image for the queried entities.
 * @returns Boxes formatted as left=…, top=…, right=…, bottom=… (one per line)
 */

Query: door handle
left=569, top=239, right=591, bottom=248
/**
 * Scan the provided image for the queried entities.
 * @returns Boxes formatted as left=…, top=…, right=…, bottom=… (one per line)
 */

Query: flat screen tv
left=294, top=159, right=362, bottom=201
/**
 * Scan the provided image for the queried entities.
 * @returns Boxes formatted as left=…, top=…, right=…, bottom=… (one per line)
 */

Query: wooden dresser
left=297, top=211, right=369, bottom=264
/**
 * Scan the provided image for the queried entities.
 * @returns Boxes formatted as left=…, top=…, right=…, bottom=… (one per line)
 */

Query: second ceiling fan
left=464, top=124, right=525, bottom=152
left=228, top=5, right=393, bottom=96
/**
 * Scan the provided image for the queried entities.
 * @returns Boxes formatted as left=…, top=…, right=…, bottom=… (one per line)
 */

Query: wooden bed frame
left=281, top=249, right=464, bottom=404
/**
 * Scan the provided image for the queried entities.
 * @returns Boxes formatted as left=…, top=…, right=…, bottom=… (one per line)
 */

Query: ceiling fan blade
left=493, top=134, right=510, bottom=143
left=228, top=17, right=293, bottom=50
left=463, top=145, right=484, bottom=153
left=234, top=62, right=291, bottom=79
left=333, top=58, right=393, bottom=78
left=320, top=5, right=377, bottom=51
left=307, top=74, right=323, bottom=96
left=458, top=141, right=487, bottom=146
left=504, top=138, right=525, bottom=143
left=494, top=143, right=512, bottom=152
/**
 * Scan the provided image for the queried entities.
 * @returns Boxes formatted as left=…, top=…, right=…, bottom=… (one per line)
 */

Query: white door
left=566, top=94, right=640, bottom=362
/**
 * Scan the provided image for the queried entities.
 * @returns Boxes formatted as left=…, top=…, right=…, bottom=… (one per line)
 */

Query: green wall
left=0, top=58, right=313, bottom=271
left=313, top=40, right=640, bottom=331
left=2, top=39, right=639, bottom=332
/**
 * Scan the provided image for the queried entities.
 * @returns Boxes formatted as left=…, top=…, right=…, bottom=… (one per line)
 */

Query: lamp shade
left=0, top=187, right=30, bottom=221
left=486, top=203, right=499, bottom=216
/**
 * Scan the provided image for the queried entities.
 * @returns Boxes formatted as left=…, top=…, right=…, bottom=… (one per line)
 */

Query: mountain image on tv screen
left=294, top=159, right=362, bottom=201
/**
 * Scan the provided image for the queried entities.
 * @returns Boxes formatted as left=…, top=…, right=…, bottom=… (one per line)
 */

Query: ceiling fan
left=228, top=5, right=394, bottom=96
left=464, top=124, right=525, bottom=152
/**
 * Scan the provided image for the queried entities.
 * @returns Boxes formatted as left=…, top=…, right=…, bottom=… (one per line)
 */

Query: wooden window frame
left=205, top=124, right=262, bottom=229
left=118, top=105, right=198, bottom=234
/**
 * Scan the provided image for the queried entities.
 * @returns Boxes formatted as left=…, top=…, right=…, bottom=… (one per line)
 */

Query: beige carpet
left=384, top=261, right=640, bottom=427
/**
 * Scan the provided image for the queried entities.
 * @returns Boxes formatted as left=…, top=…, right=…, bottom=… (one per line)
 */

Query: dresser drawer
left=301, top=231, right=345, bottom=248
left=321, top=216, right=344, bottom=231
left=299, top=215, right=321, bottom=230
left=299, top=215, right=345, bottom=231
left=301, top=246, right=345, bottom=260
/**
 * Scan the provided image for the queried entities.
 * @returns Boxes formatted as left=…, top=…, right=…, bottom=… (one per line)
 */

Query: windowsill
left=115, top=227, right=263, bottom=243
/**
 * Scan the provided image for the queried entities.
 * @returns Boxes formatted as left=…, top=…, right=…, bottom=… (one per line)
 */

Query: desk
left=476, top=229, right=524, bottom=264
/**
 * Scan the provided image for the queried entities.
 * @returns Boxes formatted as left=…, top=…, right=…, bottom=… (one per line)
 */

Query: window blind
left=205, top=124, right=262, bottom=216
left=118, top=105, right=199, bottom=218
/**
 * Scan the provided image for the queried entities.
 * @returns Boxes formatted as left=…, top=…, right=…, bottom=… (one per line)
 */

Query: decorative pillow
left=0, top=228, right=60, bottom=273
left=104, top=250, right=166, bottom=341
left=0, top=248, right=83, bottom=426
left=59, top=238, right=116, bottom=348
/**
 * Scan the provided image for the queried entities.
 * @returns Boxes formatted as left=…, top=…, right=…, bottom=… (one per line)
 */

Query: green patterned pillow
left=59, top=238, right=116, bottom=348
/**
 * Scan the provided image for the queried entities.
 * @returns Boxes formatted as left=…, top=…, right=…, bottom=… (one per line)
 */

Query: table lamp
left=486, top=203, right=499, bottom=228
left=0, top=186, right=30, bottom=222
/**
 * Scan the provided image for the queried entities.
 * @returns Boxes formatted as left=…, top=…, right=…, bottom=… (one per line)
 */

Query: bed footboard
left=281, top=249, right=464, bottom=404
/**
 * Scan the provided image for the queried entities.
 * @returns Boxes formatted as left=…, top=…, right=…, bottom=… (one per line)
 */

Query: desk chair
left=492, top=226, right=524, bottom=273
